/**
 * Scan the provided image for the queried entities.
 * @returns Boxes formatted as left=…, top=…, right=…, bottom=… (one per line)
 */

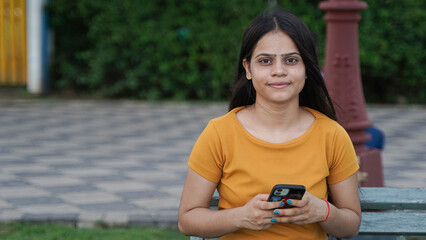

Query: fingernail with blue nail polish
left=274, top=210, right=279, bottom=214
left=287, top=199, right=292, bottom=204
left=280, top=202, right=284, bottom=207
left=271, top=218, right=277, bottom=222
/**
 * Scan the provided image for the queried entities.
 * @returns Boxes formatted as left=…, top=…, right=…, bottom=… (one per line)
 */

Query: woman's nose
left=271, top=62, right=287, bottom=77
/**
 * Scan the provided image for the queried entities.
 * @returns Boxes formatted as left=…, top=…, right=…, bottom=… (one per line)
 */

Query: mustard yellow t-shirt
left=188, top=106, right=359, bottom=240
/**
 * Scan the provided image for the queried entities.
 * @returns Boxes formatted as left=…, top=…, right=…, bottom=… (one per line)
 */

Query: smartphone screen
left=267, top=184, right=306, bottom=208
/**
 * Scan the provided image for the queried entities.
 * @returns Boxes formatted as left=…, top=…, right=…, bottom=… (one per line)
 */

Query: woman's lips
left=268, top=82, right=290, bottom=89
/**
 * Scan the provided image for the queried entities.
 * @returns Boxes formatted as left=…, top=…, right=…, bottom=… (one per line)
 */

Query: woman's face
left=243, top=30, right=306, bottom=106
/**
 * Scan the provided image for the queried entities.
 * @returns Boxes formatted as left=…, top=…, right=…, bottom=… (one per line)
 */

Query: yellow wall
left=0, top=0, right=26, bottom=86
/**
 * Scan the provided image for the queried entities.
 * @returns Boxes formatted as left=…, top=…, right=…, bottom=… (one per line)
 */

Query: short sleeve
left=188, top=121, right=224, bottom=183
left=327, top=124, right=359, bottom=184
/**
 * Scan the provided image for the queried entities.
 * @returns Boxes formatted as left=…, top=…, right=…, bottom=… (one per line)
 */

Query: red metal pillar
left=319, top=0, right=384, bottom=187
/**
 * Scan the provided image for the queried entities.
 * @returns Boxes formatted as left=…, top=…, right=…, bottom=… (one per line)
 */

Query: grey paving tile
left=0, top=159, right=35, bottom=165
left=0, top=148, right=11, bottom=154
left=6, top=197, right=65, bottom=206
left=26, top=176, right=85, bottom=187
left=80, top=175, right=130, bottom=183
left=0, top=155, right=26, bottom=162
left=19, top=204, right=81, bottom=214
left=0, top=199, right=13, bottom=208
left=58, top=191, right=121, bottom=204
left=131, top=197, right=181, bottom=211
left=0, top=180, right=29, bottom=187
left=115, top=190, right=170, bottom=200
left=61, top=168, right=114, bottom=177
left=31, top=156, right=84, bottom=164
left=14, top=171, right=62, bottom=178
left=0, top=210, right=24, bottom=222
left=90, top=159, right=142, bottom=168
left=44, top=185, right=99, bottom=194
left=75, top=156, right=117, bottom=162
left=123, top=171, right=181, bottom=182
left=94, top=181, right=153, bottom=192
left=78, top=202, right=138, bottom=212
left=1, top=165, right=51, bottom=173
left=49, top=163, right=94, bottom=169
left=0, top=186, right=50, bottom=198
left=19, top=152, right=65, bottom=160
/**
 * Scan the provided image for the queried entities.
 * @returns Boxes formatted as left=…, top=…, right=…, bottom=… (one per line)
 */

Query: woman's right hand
left=180, top=169, right=282, bottom=238
left=237, top=193, right=282, bottom=231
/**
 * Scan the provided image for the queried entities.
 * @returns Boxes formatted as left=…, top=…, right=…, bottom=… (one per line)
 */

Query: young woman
left=178, top=9, right=361, bottom=239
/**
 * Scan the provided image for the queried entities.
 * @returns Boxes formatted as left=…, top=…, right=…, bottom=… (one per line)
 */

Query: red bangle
left=320, top=199, right=330, bottom=222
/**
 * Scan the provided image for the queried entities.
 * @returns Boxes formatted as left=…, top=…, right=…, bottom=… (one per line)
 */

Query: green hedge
left=46, top=0, right=426, bottom=103
left=359, top=0, right=426, bottom=103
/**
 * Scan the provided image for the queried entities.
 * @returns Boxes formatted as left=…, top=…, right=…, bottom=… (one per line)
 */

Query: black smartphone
left=267, top=184, right=306, bottom=208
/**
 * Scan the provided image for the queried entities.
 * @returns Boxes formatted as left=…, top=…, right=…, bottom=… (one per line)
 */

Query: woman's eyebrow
left=283, top=52, right=300, bottom=56
left=254, top=52, right=300, bottom=58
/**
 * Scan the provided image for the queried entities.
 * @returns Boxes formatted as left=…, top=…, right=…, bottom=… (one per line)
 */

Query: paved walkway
left=0, top=99, right=425, bottom=229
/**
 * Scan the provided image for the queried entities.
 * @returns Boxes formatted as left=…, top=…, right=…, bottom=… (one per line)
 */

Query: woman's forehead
left=252, top=31, right=299, bottom=56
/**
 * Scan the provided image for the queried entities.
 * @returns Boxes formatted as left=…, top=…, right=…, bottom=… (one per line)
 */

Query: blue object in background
left=365, top=127, right=385, bottom=150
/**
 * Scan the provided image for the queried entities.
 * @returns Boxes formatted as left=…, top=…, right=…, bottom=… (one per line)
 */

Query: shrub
left=359, top=0, right=426, bottom=103
left=46, top=0, right=426, bottom=103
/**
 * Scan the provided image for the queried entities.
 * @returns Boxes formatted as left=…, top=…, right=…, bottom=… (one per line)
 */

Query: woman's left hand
left=271, top=191, right=327, bottom=225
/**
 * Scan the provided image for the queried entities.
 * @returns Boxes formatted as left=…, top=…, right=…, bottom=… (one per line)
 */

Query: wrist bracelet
left=320, top=199, right=330, bottom=222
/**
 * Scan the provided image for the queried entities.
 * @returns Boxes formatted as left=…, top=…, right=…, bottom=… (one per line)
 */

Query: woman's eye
left=286, top=57, right=299, bottom=64
left=259, top=59, right=272, bottom=64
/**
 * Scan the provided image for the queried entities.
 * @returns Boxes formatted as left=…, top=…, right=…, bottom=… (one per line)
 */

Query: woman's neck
left=249, top=101, right=302, bottom=130
left=236, top=101, right=314, bottom=144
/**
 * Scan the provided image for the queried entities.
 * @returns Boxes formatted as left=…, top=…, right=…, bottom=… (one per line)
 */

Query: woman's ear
left=242, top=59, right=252, bottom=80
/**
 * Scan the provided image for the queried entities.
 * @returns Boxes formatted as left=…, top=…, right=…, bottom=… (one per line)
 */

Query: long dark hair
left=228, top=9, right=337, bottom=121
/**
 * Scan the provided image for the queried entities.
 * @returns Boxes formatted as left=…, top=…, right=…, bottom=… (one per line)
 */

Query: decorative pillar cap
left=319, top=0, right=368, bottom=11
